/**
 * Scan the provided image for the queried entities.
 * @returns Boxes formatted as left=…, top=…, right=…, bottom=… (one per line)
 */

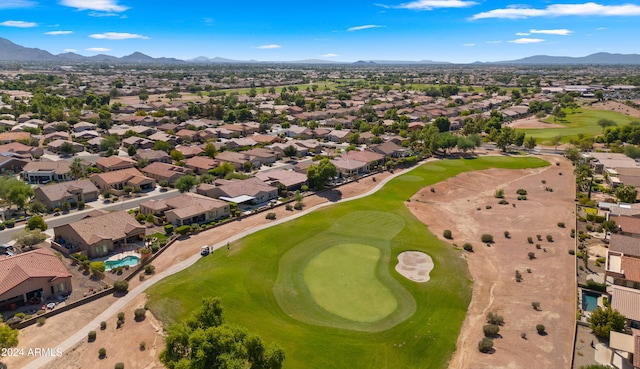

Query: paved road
left=0, top=189, right=179, bottom=244
left=23, top=162, right=425, bottom=369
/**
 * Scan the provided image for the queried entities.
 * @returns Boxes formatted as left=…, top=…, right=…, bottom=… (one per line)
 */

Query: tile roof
left=211, top=177, right=275, bottom=198
left=35, top=179, right=98, bottom=203
left=56, top=210, right=145, bottom=246
left=609, top=234, right=640, bottom=256
left=23, top=160, right=71, bottom=175
left=95, top=155, right=137, bottom=170
left=621, top=256, right=640, bottom=283
left=164, top=193, right=229, bottom=219
left=255, top=169, right=307, bottom=187
left=612, top=215, right=640, bottom=236
left=90, top=167, right=152, bottom=185
left=611, top=285, right=640, bottom=322
left=0, top=249, right=71, bottom=296
left=343, top=150, right=385, bottom=163
left=141, top=161, right=193, bottom=179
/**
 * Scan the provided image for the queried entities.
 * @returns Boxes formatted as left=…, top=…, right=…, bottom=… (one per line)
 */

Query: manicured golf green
left=146, top=156, right=549, bottom=369
left=518, top=107, right=637, bottom=144
left=304, top=243, right=397, bottom=323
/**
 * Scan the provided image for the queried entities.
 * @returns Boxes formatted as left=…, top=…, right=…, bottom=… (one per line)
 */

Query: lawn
left=518, top=107, right=637, bottom=144
left=146, top=156, right=549, bottom=369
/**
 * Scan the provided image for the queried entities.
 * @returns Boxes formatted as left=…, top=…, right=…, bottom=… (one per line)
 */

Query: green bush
left=14, top=312, right=25, bottom=319
left=164, top=224, right=174, bottom=234
left=478, top=337, right=494, bottom=353
left=528, top=252, right=536, bottom=260
left=527, top=237, right=533, bottom=244
left=463, top=243, right=473, bottom=252
left=568, top=249, right=575, bottom=255
left=100, top=321, right=106, bottom=330
left=486, top=312, right=504, bottom=325
left=99, top=348, right=106, bottom=359
left=139, top=341, right=146, bottom=351
left=494, top=188, right=505, bottom=198
left=504, top=231, right=510, bottom=238
left=36, top=309, right=45, bottom=315
left=144, top=264, right=156, bottom=275
left=117, top=312, right=125, bottom=321
left=557, top=222, right=565, bottom=228
left=4, top=218, right=15, bottom=228
left=134, top=308, right=146, bottom=321
left=113, top=281, right=129, bottom=293
left=88, top=330, right=96, bottom=342
left=78, top=200, right=85, bottom=210
left=36, top=317, right=46, bottom=326
left=443, top=230, right=453, bottom=239
left=115, top=363, right=124, bottom=369
left=175, top=225, right=191, bottom=235
left=536, top=324, right=545, bottom=334
left=516, top=189, right=527, bottom=195
left=546, top=235, right=553, bottom=242
left=498, top=199, right=509, bottom=205
left=265, top=212, right=276, bottom=220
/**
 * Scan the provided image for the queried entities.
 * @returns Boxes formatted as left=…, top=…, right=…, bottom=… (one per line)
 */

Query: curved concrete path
left=25, top=162, right=429, bottom=369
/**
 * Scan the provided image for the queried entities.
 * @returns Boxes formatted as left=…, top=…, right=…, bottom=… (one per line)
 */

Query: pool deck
left=105, top=250, right=140, bottom=263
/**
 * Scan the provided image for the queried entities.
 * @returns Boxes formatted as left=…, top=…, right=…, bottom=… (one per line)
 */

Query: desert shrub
left=568, top=249, right=575, bottom=255
left=586, top=279, right=607, bottom=292
left=504, top=231, right=510, bottom=238
left=586, top=224, right=594, bottom=232
left=557, top=222, right=565, bottom=228
left=515, top=270, right=523, bottom=282
left=494, top=188, right=505, bottom=198
left=134, top=308, right=146, bottom=321
left=546, top=235, right=553, bottom=242
left=485, top=205, right=492, bottom=209
left=99, top=348, right=106, bottom=359
left=527, top=237, right=533, bottom=244
left=486, top=312, right=504, bottom=325
left=140, top=341, right=146, bottom=350
left=115, top=363, right=124, bottom=369
left=14, top=312, right=25, bottom=319
left=4, top=218, right=14, bottom=228
left=536, top=234, right=542, bottom=241
left=36, top=317, right=46, bottom=326
left=117, top=319, right=124, bottom=328
left=478, top=338, right=494, bottom=353
left=117, top=312, right=125, bottom=321
left=532, top=302, right=541, bottom=310
left=536, top=324, right=546, bottom=334
left=481, top=234, right=494, bottom=243
left=570, top=229, right=576, bottom=238
left=88, top=330, right=96, bottom=342
left=100, top=321, right=106, bottom=330
left=144, top=264, right=156, bottom=275
left=36, top=309, right=45, bottom=315
left=528, top=252, right=536, bottom=260
left=285, top=204, right=293, bottom=211
left=517, top=195, right=527, bottom=200
left=463, top=243, right=473, bottom=252
left=536, top=244, right=541, bottom=249
left=483, top=324, right=500, bottom=337
left=516, top=189, right=527, bottom=195
left=151, top=244, right=160, bottom=253
left=520, top=332, right=527, bottom=339
left=114, top=281, right=129, bottom=293
left=443, top=230, right=453, bottom=239
left=498, top=199, right=509, bottom=205
left=293, top=202, right=303, bottom=210
left=265, top=212, right=276, bottom=220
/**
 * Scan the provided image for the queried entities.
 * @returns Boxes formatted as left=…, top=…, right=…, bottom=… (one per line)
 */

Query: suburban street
left=0, top=188, right=179, bottom=244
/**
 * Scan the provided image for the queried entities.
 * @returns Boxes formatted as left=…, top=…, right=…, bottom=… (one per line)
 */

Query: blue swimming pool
left=582, top=290, right=600, bottom=312
left=105, top=255, right=140, bottom=271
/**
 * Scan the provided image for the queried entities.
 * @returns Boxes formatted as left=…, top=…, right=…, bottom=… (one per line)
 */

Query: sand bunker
left=395, top=251, right=434, bottom=283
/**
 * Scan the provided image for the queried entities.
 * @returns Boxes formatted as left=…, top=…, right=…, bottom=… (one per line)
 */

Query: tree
left=433, top=116, right=451, bottom=133
left=550, top=134, right=563, bottom=152
left=456, top=136, right=476, bottom=153
left=564, top=147, right=580, bottom=164
left=26, top=215, right=47, bottom=231
left=160, top=297, right=285, bottom=369
left=100, top=135, right=120, bottom=153
left=477, top=338, right=493, bottom=353
left=552, top=106, right=566, bottom=121
left=597, top=118, right=617, bottom=133
left=70, top=157, right=85, bottom=179
left=59, top=141, right=76, bottom=156
left=138, top=88, right=149, bottom=103
left=13, top=229, right=47, bottom=248
left=3, top=179, right=34, bottom=212
left=0, top=317, right=19, bottom=352
left=590, top=306, right=626, bottom=339
left=615, top=184, right=637, bottom=204
left=170, top=149, right=184, bottom=163
left=594, top=90, right=604, bottom=101
left=495, top=126, right=516, bottom=152
left=29, top=201, right=47, bottom=215
left=204, top=143, right=217, bottom=158
left=153, top=140, right=172, bottom=153
left=165, top=91, right=181, bottom=101
left=175, top=175, right=197, bottom=193
left=127, top=145, right=137, bottom=157
left=524, top=136, right=537, bottom=150
left=283, top=145, right=298, bottom=158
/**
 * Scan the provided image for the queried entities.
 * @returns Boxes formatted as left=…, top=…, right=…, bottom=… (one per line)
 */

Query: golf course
left=517, top=107, right=637, bottom=144
left=146, top=156, right=549, bottom=369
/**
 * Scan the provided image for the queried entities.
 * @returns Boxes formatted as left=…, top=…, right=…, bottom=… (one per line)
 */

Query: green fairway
left=146, top=156, right=549, bottom=369
left=304, top=244, right=398, bottom=323
left=518, top=107, right=637, bottom=144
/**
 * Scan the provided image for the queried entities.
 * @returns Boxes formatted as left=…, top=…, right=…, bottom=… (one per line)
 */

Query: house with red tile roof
left=89, top=167, right=156, bottom=195
left=140, top=162, right=193, bottom=185
left=95, top=155, right=137, bottom=172
left=197, top=177, right=277, bottom=205
left=139, top=192, right=230, bottom=227
left=0, top=248, right=72, bottom=310
left=34, top=179, right=99, bottom=211
left=183, top=156, right=219, bottom=175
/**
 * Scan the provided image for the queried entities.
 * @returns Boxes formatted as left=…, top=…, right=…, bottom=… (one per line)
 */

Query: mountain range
left=2, top=37, right=640, bottom=65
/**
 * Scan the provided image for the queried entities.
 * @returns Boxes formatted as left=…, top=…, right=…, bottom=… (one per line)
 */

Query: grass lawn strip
left=147, top=156, right=549, bottom=369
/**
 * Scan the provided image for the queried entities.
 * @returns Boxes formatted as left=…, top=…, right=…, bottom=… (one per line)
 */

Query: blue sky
left=1, top=0, right=639, bottom=62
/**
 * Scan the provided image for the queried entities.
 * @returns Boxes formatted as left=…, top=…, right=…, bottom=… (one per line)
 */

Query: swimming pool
left=105, top=255, right=140, bottom=271
left=582, top=290, right=600, bottom=312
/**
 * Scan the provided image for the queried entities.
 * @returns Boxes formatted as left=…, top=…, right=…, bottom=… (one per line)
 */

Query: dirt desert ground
left=406, top=156, right=576, bottom=369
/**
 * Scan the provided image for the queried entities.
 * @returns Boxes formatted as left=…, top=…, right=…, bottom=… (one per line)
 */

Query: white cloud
left=347, top=24, right=383, bottom=31
left=530, top=28, right=572, bottom=35
left=45, top=30, right=74, bottom=35
left=90, top=32, right=148, bottom=40
left=515, top=32, right=530, bottom=36
left=63, top=48, right=77, bottom=52
left=463, top=43, right=475, bottom=47
left=486, top=40, right=503, bottom=44
left=88, top=12, right=119, bottom=17
left=0, top=20, right=37, bottom=28
left=596, top=27, right=607, bottom=30
left=509, top=38, right=545, bottom=44
left=0, top=0, right=36, bottom=9
left=86, top=47, right=111, bottom=52
left=472, top=2, right=640, bottom=20
left=321, top=53, right=339, bottom=57
left=256, top=44, right=281, bottom=49
left=381, top=0, right=477, bottom=10
left=61, top=0, right=128, bottom=12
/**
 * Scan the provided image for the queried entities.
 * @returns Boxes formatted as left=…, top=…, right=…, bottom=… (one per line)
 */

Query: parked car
left=200, top=246, right=210, bottom=256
